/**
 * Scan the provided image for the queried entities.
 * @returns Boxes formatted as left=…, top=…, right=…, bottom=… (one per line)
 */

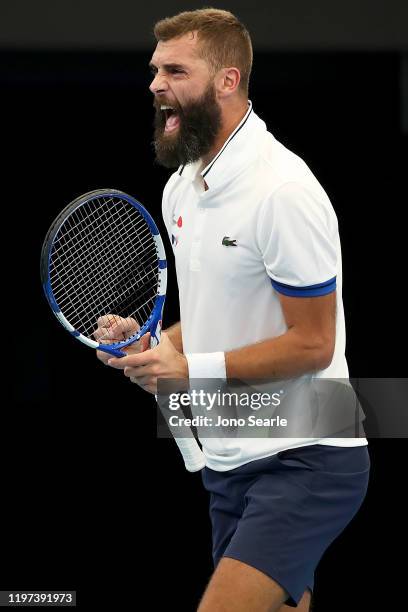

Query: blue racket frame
left=41, top=189, right=167, bottom=358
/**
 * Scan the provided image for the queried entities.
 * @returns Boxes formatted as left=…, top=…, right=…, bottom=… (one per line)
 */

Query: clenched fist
left=93, top=314, right=150, bottom=365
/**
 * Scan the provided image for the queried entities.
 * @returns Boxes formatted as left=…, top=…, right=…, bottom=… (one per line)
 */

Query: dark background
left=2, top=1, right=408, bottom=609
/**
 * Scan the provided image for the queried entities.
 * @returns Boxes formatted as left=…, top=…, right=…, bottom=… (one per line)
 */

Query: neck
left=201, top=99, right=249, bottom=169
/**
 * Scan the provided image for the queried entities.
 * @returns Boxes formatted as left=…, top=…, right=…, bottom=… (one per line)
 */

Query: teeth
left=160, top=105, right=175, bottom=110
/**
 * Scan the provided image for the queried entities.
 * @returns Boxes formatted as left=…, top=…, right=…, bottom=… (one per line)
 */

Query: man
left=97, top=9, right=370, bottom=611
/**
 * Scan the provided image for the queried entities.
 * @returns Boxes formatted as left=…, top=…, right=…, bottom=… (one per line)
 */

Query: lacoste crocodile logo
left=222, top=236, right=237, bottom=247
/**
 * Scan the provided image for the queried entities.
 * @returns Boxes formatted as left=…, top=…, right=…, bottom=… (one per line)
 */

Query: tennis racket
left=40, top=188, right=206, bottom=472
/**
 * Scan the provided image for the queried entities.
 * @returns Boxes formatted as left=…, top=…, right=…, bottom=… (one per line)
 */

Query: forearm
left=225, top=327, right=332, bottom=379
left=164, top=321, right=184, bottom=353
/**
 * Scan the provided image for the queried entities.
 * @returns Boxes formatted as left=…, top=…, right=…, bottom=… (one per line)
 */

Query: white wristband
left=185, top=351, right=226, bottom=380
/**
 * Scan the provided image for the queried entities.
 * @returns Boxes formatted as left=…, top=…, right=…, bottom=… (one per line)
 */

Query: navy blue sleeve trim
left=271, top=276, right=336, bottom=297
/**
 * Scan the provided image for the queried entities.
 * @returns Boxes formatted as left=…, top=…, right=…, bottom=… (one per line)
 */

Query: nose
left=149, top=72, right=168, bottom=95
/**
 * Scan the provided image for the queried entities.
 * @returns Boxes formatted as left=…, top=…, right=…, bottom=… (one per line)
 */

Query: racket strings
left=49, top=196, right=160, bottom=339
left=51, top=201, right=147, bottom=313
left=52, top=248, right=158, bottom=327
left=52, top=217, right=157, bottom=310
left=52, top=199, right=150, bottom=289
left=50, top=207, right=157, bottom=334
left=85, top=200, right=159, bottom=326
left=52, top=200, right=152, bottom=282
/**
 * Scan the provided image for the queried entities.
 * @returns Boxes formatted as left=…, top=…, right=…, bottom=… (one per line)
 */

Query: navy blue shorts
left=201, top=444, right=370, bottom=607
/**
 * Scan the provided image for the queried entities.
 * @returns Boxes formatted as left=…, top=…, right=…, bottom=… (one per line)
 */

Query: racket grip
left=152, top=322, right=206, bottom=472
left=174, top=438, right=206, bottom=472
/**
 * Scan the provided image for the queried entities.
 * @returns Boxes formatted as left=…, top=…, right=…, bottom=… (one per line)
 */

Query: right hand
left=93, top=314, right=150, bottom=365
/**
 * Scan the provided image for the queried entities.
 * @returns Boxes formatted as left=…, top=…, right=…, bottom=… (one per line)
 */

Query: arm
left=164, top=321, right=184, bottom=353
left=107, top=293, right=336, bottom=393
left=225, top=292, right=336, bottom=379
left=223, top=181, right=338, bottom=380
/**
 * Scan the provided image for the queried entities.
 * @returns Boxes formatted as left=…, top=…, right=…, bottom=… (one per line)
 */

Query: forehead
left=150, top=33, right=205, bottom=68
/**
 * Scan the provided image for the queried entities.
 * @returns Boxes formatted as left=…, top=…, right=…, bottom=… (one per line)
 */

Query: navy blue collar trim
left=177, top=105, right=253, bottom=179
left=202, top=106, right=253, bottom=178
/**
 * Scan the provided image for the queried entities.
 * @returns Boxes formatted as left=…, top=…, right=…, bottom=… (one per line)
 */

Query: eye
left=170, top=68, right=185, bottom=75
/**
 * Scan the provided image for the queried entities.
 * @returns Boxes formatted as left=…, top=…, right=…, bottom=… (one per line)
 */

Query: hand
left=93, top=314, right=146, bottom=365
left=107, top=332, right=189, bottom=395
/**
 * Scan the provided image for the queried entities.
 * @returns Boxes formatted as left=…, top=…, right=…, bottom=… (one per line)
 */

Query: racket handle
left=175, top=438, right=206, bottom=472
left=153, top=320, right=206, bottom=472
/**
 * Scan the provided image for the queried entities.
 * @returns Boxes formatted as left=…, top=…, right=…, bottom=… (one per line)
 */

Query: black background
left=2, top=3, right=408, bottom=610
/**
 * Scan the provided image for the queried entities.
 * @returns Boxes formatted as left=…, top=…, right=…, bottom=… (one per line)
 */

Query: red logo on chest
left=172, top=216, right=183, bottom=247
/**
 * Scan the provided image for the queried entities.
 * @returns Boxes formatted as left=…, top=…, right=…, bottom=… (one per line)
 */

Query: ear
left=215, top=67, right=241, bottom=98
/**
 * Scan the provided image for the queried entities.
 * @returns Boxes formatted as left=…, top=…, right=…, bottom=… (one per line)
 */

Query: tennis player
left=99, top=9, right=370, bottom=611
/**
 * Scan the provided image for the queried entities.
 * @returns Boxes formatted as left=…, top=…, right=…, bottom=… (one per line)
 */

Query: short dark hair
left=154, top=8, right=253, bottom=95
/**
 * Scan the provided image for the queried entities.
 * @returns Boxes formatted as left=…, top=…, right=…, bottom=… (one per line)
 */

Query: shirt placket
left=189, top=203, right=207, bottom=272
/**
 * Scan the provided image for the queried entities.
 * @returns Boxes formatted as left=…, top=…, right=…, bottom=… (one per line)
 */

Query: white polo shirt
left=162, top=101, right=367, bottom=471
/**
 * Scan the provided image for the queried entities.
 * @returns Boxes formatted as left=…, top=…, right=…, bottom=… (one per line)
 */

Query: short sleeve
left=256, top=182, right=337, bottom=297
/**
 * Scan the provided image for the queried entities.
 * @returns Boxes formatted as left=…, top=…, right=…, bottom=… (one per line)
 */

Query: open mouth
left=161, top=105, right=181, bottom=133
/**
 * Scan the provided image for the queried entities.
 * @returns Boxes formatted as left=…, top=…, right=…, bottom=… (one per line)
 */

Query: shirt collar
left=177, top=100, right=266, bottom=192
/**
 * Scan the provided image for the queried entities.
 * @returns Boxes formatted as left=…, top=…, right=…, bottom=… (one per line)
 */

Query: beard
left=152, top=82, right=222, bottom=169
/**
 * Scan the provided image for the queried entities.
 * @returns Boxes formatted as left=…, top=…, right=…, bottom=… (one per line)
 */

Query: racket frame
left=41, top=189, right=167, bottom=357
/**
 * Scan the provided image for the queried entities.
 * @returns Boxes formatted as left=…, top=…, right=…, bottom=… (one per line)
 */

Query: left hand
left=107, top=332, right=189, bottom=394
